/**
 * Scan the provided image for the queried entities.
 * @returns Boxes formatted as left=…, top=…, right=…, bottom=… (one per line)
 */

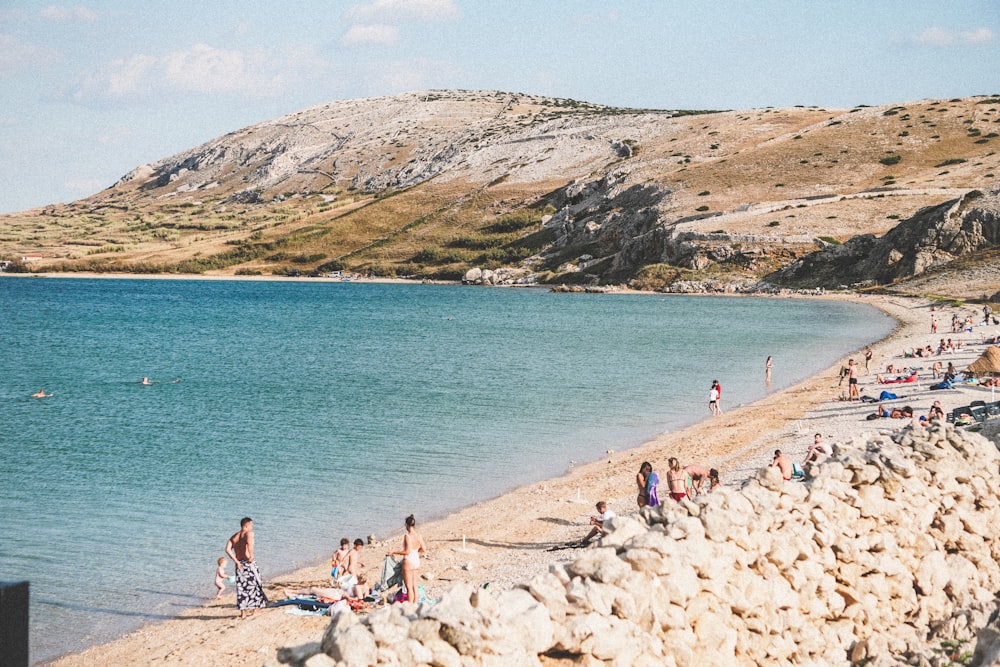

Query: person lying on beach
left=771, top=450, right=792, bottom=481
left=582, top=501, right=616, bottom=543
left=683, top=465, right=719, bottom=496
left=281, top=586, right=345, bottom=603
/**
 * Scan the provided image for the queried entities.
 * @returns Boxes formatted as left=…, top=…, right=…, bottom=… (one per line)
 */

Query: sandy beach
left=46, top=292, right=1000, bottom=667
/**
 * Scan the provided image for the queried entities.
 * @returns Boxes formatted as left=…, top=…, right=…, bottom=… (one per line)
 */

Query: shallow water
left=0, top=277, right=894, bottom=663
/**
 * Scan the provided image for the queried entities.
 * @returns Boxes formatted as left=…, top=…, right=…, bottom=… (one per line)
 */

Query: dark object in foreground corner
left=0, top=581, right=29, bottom=667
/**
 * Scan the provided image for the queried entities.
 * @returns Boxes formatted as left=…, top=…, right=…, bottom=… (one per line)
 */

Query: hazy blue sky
left=1, top=1, right=997, bottom=213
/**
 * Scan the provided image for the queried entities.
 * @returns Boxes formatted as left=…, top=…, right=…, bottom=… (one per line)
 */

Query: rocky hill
left=2, top=90, right=999, bottom=299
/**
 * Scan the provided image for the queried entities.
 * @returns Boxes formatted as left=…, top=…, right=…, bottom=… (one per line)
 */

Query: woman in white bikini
left=390, top=514, right=426, bottom=602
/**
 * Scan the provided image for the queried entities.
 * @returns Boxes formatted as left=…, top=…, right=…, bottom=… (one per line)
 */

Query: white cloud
left=914, top=26, right=996, bottom=47
left=41, top=5, right=98, bottom=22
left=67, top=43, right=326, bottom=101
left=163, top=44, right=275, bottom=94
left=0, top=33, right=61, bottom=77
left=345, top=0, right=459, bottom=22
left=342, top=23, right=399, bottom=46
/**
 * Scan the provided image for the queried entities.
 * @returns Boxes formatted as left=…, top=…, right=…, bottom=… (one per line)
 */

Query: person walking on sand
left=709, top=381, right=720, bottom=416
left=636, top=461, right=652, bottom=508
left=225, top=517, right=268, bottom=618
left=864, top=347, right=873, bottom=374
left=389, top=515, right=426, bottom=603
left=765, top=356, right=773, bottom=384
left=214, top=557, right=230, bottom=599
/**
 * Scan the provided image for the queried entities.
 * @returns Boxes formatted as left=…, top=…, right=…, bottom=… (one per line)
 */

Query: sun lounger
left=971, top=406, right=988, bottom=423
left=987, top=401, right=1000, bottom=418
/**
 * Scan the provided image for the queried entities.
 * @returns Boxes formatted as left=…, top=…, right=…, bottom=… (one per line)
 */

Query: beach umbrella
left=966, top=345, right=1000, bottom=398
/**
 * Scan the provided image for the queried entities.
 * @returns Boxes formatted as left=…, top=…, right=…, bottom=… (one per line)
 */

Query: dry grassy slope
left=1, top=91, right=998, bottom=294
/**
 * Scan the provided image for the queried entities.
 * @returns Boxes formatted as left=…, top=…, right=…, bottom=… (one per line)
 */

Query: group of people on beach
left=635, top=459, right=719, bottom=508
left=217, top=514, right=427, bottom=618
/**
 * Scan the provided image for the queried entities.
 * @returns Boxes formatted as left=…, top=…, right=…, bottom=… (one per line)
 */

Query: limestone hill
left=1, top=90, right=998, bottom=299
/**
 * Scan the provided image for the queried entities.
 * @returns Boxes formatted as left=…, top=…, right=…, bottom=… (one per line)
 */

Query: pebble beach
left=47, top=293, right=1000, bottom=667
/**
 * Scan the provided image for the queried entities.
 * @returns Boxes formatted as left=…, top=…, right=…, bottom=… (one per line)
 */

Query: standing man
left=345, top=538, right=365, bottom=580
left=226, top=517, right=268, bottom=618
left=847, top=359, right=860, bottom=401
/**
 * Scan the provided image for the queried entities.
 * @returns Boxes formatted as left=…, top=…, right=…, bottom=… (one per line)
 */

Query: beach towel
left=378, top=556, right=403, bottom=591
left=645, top=471, right=660, bottom=507
left=236, top=560, right=269, bottom=612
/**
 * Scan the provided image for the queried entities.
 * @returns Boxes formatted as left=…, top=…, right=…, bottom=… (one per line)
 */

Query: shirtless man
left=683, top=465, right=719, bottom=496
left=771, top=450, right=793, bottom=481
left=803, top=433, right=830, bottom=465
left=225, top=517, right=269, bottom=618
left=847, top=359, right=860, bottom=401
left=344, top=539, right=365, bottom=579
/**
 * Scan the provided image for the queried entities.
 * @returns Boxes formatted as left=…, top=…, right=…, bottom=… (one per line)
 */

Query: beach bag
left=879, top=391, right=898, bottom=400
left=791, top=463, right=804, bottom=479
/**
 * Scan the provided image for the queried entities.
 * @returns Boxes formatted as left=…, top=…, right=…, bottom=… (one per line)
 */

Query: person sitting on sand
left=927, top=401, right=946, bottom=421
left=683, top=465, right=719, bottom=496
left=666, top=458, right=687, bottom=501
left=582, top=501, right=616, bottom=543
left=803, top=433, right=830, bottom=465
left=771, top=450, right=792, bottom=481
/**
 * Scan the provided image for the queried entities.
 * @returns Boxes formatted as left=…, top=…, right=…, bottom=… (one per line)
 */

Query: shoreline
left=43, top=292, right=955, bottom=667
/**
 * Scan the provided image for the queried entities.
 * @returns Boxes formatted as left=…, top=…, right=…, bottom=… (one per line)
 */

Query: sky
left=1, top=1, right=997, bottom=214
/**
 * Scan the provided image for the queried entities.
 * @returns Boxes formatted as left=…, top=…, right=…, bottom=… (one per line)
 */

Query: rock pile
left=282, top=424, right=1000, bottom=666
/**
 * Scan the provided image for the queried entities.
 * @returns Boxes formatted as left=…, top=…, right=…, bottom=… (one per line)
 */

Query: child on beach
left=214, top=557, right=230, bottom=599
left=330, top=537, right=350, bottom=579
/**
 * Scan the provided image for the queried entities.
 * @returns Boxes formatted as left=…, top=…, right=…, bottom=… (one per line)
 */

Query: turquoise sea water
left=0, top=277, right=895, bottom=663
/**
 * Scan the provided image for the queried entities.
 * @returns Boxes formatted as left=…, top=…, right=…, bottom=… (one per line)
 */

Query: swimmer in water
left=31, top=389, right=51, bottom=398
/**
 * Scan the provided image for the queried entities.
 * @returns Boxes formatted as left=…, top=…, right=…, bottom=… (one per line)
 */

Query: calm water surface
left=0, top=277, right=894, bottom=663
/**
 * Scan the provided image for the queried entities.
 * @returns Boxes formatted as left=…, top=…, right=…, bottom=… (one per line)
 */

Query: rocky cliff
left=2, top=90, right=999, bottom=298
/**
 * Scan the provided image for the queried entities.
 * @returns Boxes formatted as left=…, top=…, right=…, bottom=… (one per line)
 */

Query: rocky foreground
left=284, top=424, right=1000, bottom=666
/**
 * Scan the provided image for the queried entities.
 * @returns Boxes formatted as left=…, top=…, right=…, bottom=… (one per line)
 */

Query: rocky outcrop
left=770, top=187, right=1000, bottom=289
left=280, top=423, right=1000, bottom=665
